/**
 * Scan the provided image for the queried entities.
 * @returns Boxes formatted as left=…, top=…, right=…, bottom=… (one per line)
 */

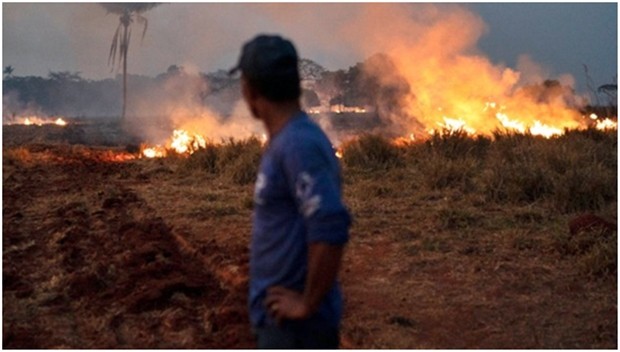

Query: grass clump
left=424, top=129, right=491, bottom=160
left=181, top=136, right=263, bottom=185
left=342, top=134, right=403, bottom=170
left=3, top=147, right=33, bottom=165
left=437, top=206, right=482, bottom=230
left=219, top=137, right=263, bottom=185
left=181, top=144, right=219, bottom=173
left=421, top=156, right=480, bottom=192
left=553, top=163, right=616, bottom=213
left=554, top=226, right=617, bottom=279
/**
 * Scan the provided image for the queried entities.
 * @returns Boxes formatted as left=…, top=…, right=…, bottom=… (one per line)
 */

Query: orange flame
left=5, top=116, right=68, bottom=126
left=141, top=129, right=207, bottom=158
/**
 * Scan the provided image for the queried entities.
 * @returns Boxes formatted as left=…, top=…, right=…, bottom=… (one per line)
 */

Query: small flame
left=595, top=118, right=618, bottom=131
left=6, top=115, right=68, bottom=126
left=335, top=149, right=343, bottom=159
left=142, top=146, right=167, bottom=158
left=393, top=132, right=416, bottom=147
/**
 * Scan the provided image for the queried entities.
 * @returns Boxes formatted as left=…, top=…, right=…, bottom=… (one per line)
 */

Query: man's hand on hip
left=264, top=286, right=310, bottom=324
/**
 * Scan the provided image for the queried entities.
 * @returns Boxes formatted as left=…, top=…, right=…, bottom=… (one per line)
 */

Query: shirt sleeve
left=281, top=135, right=351, bottom=245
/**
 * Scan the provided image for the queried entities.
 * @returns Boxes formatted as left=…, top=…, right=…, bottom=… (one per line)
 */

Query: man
left=229, top=34, right=351, bottom=349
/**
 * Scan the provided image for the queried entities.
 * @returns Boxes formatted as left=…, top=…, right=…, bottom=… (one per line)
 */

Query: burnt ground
left=2, top=124, right=617, bottom=348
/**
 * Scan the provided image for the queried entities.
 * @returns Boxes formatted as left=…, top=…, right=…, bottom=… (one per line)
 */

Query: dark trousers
left=254, top=325, right=340, bottom=349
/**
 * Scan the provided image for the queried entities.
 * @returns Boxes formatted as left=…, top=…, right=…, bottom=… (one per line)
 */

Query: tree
left=48, top=71, right=83, bottom=82
left=3, top=65, right=14, bottom=78
left=102, top=3, right=159, bottom=122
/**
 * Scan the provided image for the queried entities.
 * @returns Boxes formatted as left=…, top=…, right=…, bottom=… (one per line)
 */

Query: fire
left=529, top=121, right=563, bottom=138
left=585, top=113, right=618, bottom=131
left=142, top=146, right=167, bottom=158
left=432, top=116, right=477, bottom=135
left=169, top=129, right=206, bottom=154
left=595, top=118, right=618, bottom=131
left=393, top=133, right=416, bottom=147
left=335, top=149, right=343, bottom=159
left=141, top=129, right=207, bottom=158
left=5, top=116, right=68, bottom=126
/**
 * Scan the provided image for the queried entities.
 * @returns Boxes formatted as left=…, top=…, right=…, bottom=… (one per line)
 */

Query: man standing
left=230, top=34, right=351, bottom=349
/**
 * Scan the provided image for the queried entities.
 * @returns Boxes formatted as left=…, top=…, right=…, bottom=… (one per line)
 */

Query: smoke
left=4, top=3, right=592, bottom=142
left=323, top=3, right=587, bottom=137
left=124, top=69, right=263, bottom=145
left=123, top=2, right=590, bottom=144
left=2, top=91, right=46, bottom=123
left=100, top=3, right=160, bottom=15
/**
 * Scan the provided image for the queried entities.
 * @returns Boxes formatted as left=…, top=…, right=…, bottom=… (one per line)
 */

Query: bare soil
left=2, top=124, right=617, bottom=348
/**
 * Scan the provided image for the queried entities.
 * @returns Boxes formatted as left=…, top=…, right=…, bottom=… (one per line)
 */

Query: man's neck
left=263, top=101, right=302, bottom=138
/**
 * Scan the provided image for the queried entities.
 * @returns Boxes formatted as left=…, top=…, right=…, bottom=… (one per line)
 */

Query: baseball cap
left=229, top=34, right=299, bottom=80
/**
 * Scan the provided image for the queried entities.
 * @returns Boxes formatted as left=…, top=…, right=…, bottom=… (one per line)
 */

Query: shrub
left=341, top=134, right=403, bottom=170
left=182, top=144, right=219, bottom=173
left=554, top=225, right=617, bottom=279
left=483, top=157, right=555, bottom=204
left=218, top=137, right=263, bottom=185
left=179, top=136, right=263, bottom=184
left=579, top=236, right=617, bottom=278
left=217, top=137, right=262, bottom=173
left=421, top=155, right=480, bottom=191
left=424, top=130, right=491, bottom=160
left=224, top=149, right=262, bottom=185
left=552, top=162, right=616, bottom=213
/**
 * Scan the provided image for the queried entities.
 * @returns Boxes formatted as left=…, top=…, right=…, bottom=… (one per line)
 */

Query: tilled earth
left=3, top=143, right=252, bottom=348
left=2, top=124, right=617, bottom=349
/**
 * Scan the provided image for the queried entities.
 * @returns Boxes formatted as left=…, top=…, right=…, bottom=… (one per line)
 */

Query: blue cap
left=229, top=34, right=299, bottom=80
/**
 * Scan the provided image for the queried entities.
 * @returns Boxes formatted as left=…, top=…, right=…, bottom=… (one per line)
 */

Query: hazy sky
left=2, top=2, right=617, bottom=94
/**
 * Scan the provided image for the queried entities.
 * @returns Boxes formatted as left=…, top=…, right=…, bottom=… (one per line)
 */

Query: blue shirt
left=249, top=111, right=351, bottom=329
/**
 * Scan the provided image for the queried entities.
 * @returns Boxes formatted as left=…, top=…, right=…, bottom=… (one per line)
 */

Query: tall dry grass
left=168, top=126, right=615, bottom=279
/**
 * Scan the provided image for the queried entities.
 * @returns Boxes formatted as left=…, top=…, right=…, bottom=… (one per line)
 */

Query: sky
left=2, top=2, right=617, bottom=95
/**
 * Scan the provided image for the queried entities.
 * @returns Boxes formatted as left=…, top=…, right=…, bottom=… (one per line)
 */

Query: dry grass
left=3, top=125, right=617, bottom=349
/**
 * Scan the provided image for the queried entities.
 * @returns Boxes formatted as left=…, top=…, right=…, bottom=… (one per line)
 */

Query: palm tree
left=102, top=3, right=159, bottom=122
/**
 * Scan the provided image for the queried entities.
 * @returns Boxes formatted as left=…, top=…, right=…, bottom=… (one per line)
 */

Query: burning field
left=1, top=3, right=617, bottom=348
left=2, top=114, right=617, bottom=348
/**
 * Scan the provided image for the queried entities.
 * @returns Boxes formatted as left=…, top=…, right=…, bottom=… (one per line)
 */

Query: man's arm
left=264, top=242, right=344, bottom=324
